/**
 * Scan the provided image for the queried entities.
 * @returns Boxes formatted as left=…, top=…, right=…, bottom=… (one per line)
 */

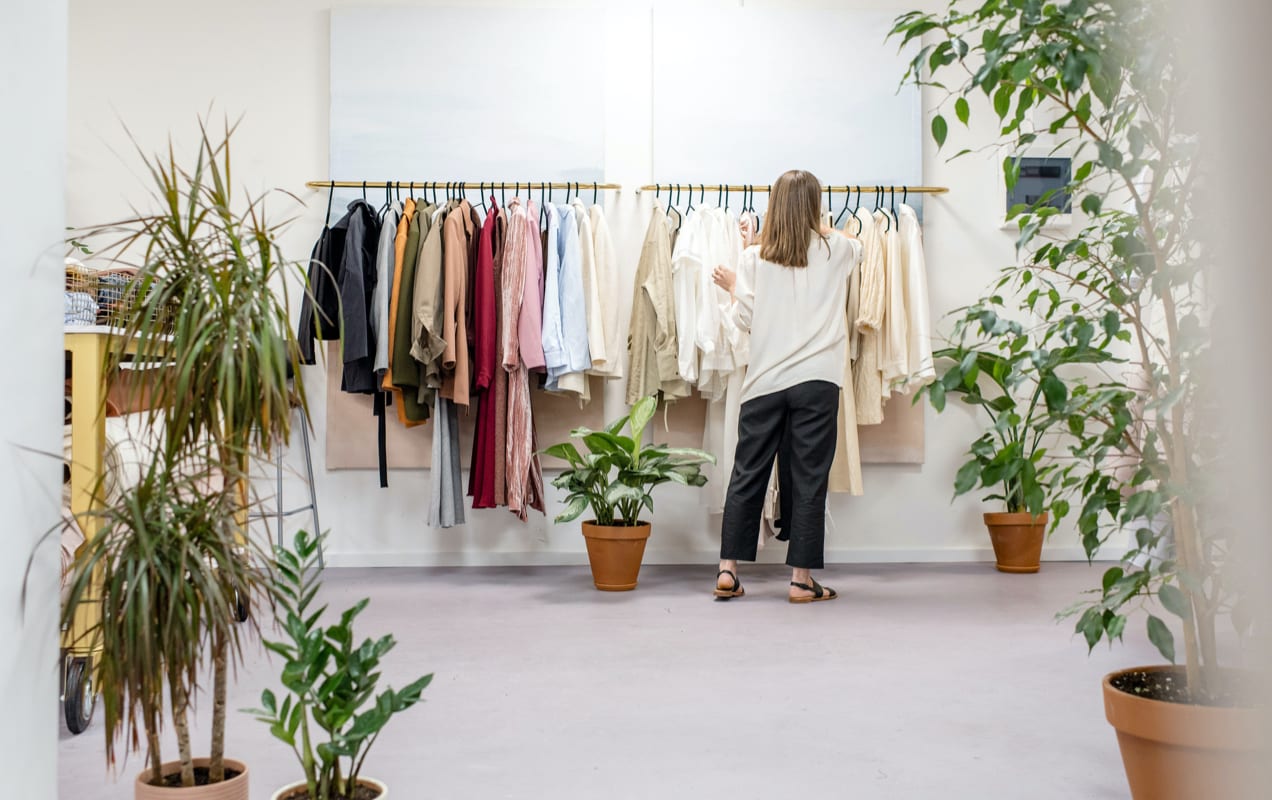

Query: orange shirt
left=384, top=198, right=423, bottom=427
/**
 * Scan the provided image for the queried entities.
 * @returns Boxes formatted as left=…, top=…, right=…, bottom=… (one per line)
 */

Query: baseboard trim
left=322, top=545, right=1107, bottom=569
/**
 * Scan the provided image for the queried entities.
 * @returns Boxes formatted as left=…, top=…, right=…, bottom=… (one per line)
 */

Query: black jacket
left=296, top=201, right=381, bottom=393
left=335, top=200, right=381, bottom=394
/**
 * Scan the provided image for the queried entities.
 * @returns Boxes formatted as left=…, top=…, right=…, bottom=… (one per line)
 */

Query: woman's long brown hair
left=759, top=169, right=827, bottom=268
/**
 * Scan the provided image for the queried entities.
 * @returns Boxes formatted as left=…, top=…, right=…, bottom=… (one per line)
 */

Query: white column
left=0, top=0, right=68, bottom=794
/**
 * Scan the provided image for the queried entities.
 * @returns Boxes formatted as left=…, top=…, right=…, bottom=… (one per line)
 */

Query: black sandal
left=789, top=578, right=837, bottom=604
left=714, top=569, right=745, bottom=600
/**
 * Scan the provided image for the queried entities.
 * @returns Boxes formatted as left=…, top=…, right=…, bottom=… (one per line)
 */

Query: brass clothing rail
left=305, top=180, right=622, bottom=191
left=639, top=184, right=948, bottom=194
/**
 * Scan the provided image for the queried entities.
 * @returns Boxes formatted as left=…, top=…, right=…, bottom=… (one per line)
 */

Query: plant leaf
left=1146, top=615, right=1176, bottom=663
left=1158, top=585, right=1192, bottom=621
left=628, top=396, right=657, bottom=445
left=932, top=114, right=948, bottom=148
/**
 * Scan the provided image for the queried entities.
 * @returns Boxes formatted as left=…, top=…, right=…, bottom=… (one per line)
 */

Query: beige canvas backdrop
left=328, top=348, right=924, bottom=472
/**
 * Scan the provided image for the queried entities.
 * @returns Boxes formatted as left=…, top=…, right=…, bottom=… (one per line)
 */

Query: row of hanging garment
left=298, top=183, right=623, bottom=528
left=623, top=186, right=936, bottom=537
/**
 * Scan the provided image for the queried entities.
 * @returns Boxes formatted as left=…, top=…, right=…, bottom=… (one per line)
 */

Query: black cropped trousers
left=719, top=380, right=839, bottom=569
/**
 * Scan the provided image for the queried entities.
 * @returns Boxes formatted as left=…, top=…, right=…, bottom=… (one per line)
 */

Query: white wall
left=67, top=0, right=1100, bottom=566
left=1, top=0, right=67, bottom=793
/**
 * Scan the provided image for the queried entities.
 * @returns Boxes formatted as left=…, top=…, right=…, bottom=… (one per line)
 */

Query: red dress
left=468, top=197, right=500, bottom=508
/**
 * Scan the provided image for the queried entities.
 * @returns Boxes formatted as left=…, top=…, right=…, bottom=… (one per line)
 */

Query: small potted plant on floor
left=545, top=395, right=715, bottom=591
left=919, top=319, right=1121, bottom=573
left=248, top=531, right=432, bottom=800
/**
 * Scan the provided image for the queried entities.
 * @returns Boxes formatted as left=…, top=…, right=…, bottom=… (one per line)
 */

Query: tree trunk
left=146, top=716, right=164, bottom=786
left=210, top=629, right=227, bottom=781
left=170, top=678, right=196, bottom=787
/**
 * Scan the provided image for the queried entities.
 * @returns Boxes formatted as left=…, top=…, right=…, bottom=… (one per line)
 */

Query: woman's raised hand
left=712, top=265, right=736, bottom=295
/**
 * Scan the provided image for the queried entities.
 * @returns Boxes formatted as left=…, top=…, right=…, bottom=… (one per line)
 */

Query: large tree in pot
left=890, top=2, right=1260, bottom=797
left=63, top=117, right=309, bottom=795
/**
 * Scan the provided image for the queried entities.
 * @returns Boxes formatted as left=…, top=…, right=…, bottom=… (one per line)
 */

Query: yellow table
left=61, top=325, right=159, bottom=732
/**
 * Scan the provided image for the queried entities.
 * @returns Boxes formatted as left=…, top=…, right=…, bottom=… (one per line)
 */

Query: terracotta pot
left=270, top=777, right=388, bottom=800
left=982, top=511, right=1047, bottom=573
left=580, top=521, right=651, bottom=591
left=1103, top=666, right=1265, bottom=800
left=134, top=759, right=249, bottom=800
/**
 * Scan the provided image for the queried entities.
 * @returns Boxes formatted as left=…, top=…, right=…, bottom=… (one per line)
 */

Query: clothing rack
left=638, top=184, right=948, bottom=194
left=306, top=180, right=623, bottom=191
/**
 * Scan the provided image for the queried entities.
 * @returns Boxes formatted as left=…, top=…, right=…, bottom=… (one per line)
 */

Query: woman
left=711, top=169, right=860, bottom=603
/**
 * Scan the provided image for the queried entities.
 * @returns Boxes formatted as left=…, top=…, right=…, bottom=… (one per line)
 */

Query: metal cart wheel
left=233, top=588, right=249, bottom=623
left=63, top=656, right=96, bottom=734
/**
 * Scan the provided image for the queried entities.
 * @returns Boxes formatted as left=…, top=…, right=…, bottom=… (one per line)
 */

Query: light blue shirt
left=541, top=203, right=566, bottom=379
left=540, top=204, right=592, bottom=391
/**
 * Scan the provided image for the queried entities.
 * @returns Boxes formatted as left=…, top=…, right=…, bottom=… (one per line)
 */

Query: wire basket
left=95, top=269, right=136, bottom=328
left=65, top=263, right=100, bottom=295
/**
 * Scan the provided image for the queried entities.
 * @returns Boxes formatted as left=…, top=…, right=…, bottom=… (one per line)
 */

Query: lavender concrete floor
left=58, top=563, right=1156, bottom=799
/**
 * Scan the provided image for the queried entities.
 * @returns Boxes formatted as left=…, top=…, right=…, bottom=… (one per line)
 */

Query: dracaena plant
left=892, top=1, right=1237, bottom=700
left=248, top=531, right=432, bottom=800
left=545, top=395, right=716, bottom=526
left=62, top=462, right=267, bottom=787
left=67, top=116, right=311, bottom=782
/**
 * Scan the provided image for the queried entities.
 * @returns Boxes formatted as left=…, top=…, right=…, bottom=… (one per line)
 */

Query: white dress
left=896, top=203, right=935, bottom=392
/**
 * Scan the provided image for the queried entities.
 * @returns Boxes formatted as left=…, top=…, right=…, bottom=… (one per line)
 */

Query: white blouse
left=728, top=232, right=862, bottom=404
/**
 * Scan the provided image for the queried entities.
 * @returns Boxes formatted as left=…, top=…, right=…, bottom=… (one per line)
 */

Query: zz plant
left=545, top=395, right=715, bottom=526
left=892, top=1, right=1232, bottom=699
left=248, top=531, right=432, bottom=800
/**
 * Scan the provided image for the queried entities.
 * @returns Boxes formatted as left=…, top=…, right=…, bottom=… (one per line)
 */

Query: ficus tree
left=891, top=0, right=1239, bottom=699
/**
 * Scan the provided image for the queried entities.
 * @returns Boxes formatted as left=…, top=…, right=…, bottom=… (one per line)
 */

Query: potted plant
left=62, top=465, right=266, bottom=799
left=62, top=117, right=310, bottom=796
left=248, top=531, right=432, bottom=800
left=920, top=319, right=1123, bottom=573
left=545, top=395, right=715, bottom=591
left=894, top=2, right=1261, bottom=797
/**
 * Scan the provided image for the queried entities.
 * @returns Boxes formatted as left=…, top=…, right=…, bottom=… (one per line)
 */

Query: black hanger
left=361, top=181, right=367, bottom=202
left=325, top=182, right=335, bottom=226
left=593, top=181, right=598, bottom=206
left=834, top=185, right=852, bottom=228
left=686, top=183, right=695, bottom=214
left=379, top=183, right=392, bottom=220
left=478, top=182, right=487, bottom=213
left=723, top=185, right=730, bottom=212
